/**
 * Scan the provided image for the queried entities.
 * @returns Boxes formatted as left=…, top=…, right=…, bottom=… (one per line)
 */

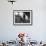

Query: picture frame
left=13, top=10, right=33, bottom=26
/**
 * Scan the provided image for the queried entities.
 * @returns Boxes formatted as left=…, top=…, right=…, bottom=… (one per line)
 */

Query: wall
left=0, top=0, right=46, bottom=42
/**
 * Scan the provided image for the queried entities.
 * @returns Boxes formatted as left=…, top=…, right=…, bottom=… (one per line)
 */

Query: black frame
left=13, top=10, right=33, bottom=26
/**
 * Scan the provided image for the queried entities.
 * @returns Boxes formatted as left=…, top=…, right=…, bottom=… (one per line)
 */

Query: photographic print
left=13, top=10, right=32, bottom=25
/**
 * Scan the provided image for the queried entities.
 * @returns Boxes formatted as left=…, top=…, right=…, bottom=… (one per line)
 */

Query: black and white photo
left=13, top=10, right=32, bottom=25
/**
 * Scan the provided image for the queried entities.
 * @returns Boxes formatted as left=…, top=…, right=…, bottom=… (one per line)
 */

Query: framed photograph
left=13, top=10, right=32, bottom=25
